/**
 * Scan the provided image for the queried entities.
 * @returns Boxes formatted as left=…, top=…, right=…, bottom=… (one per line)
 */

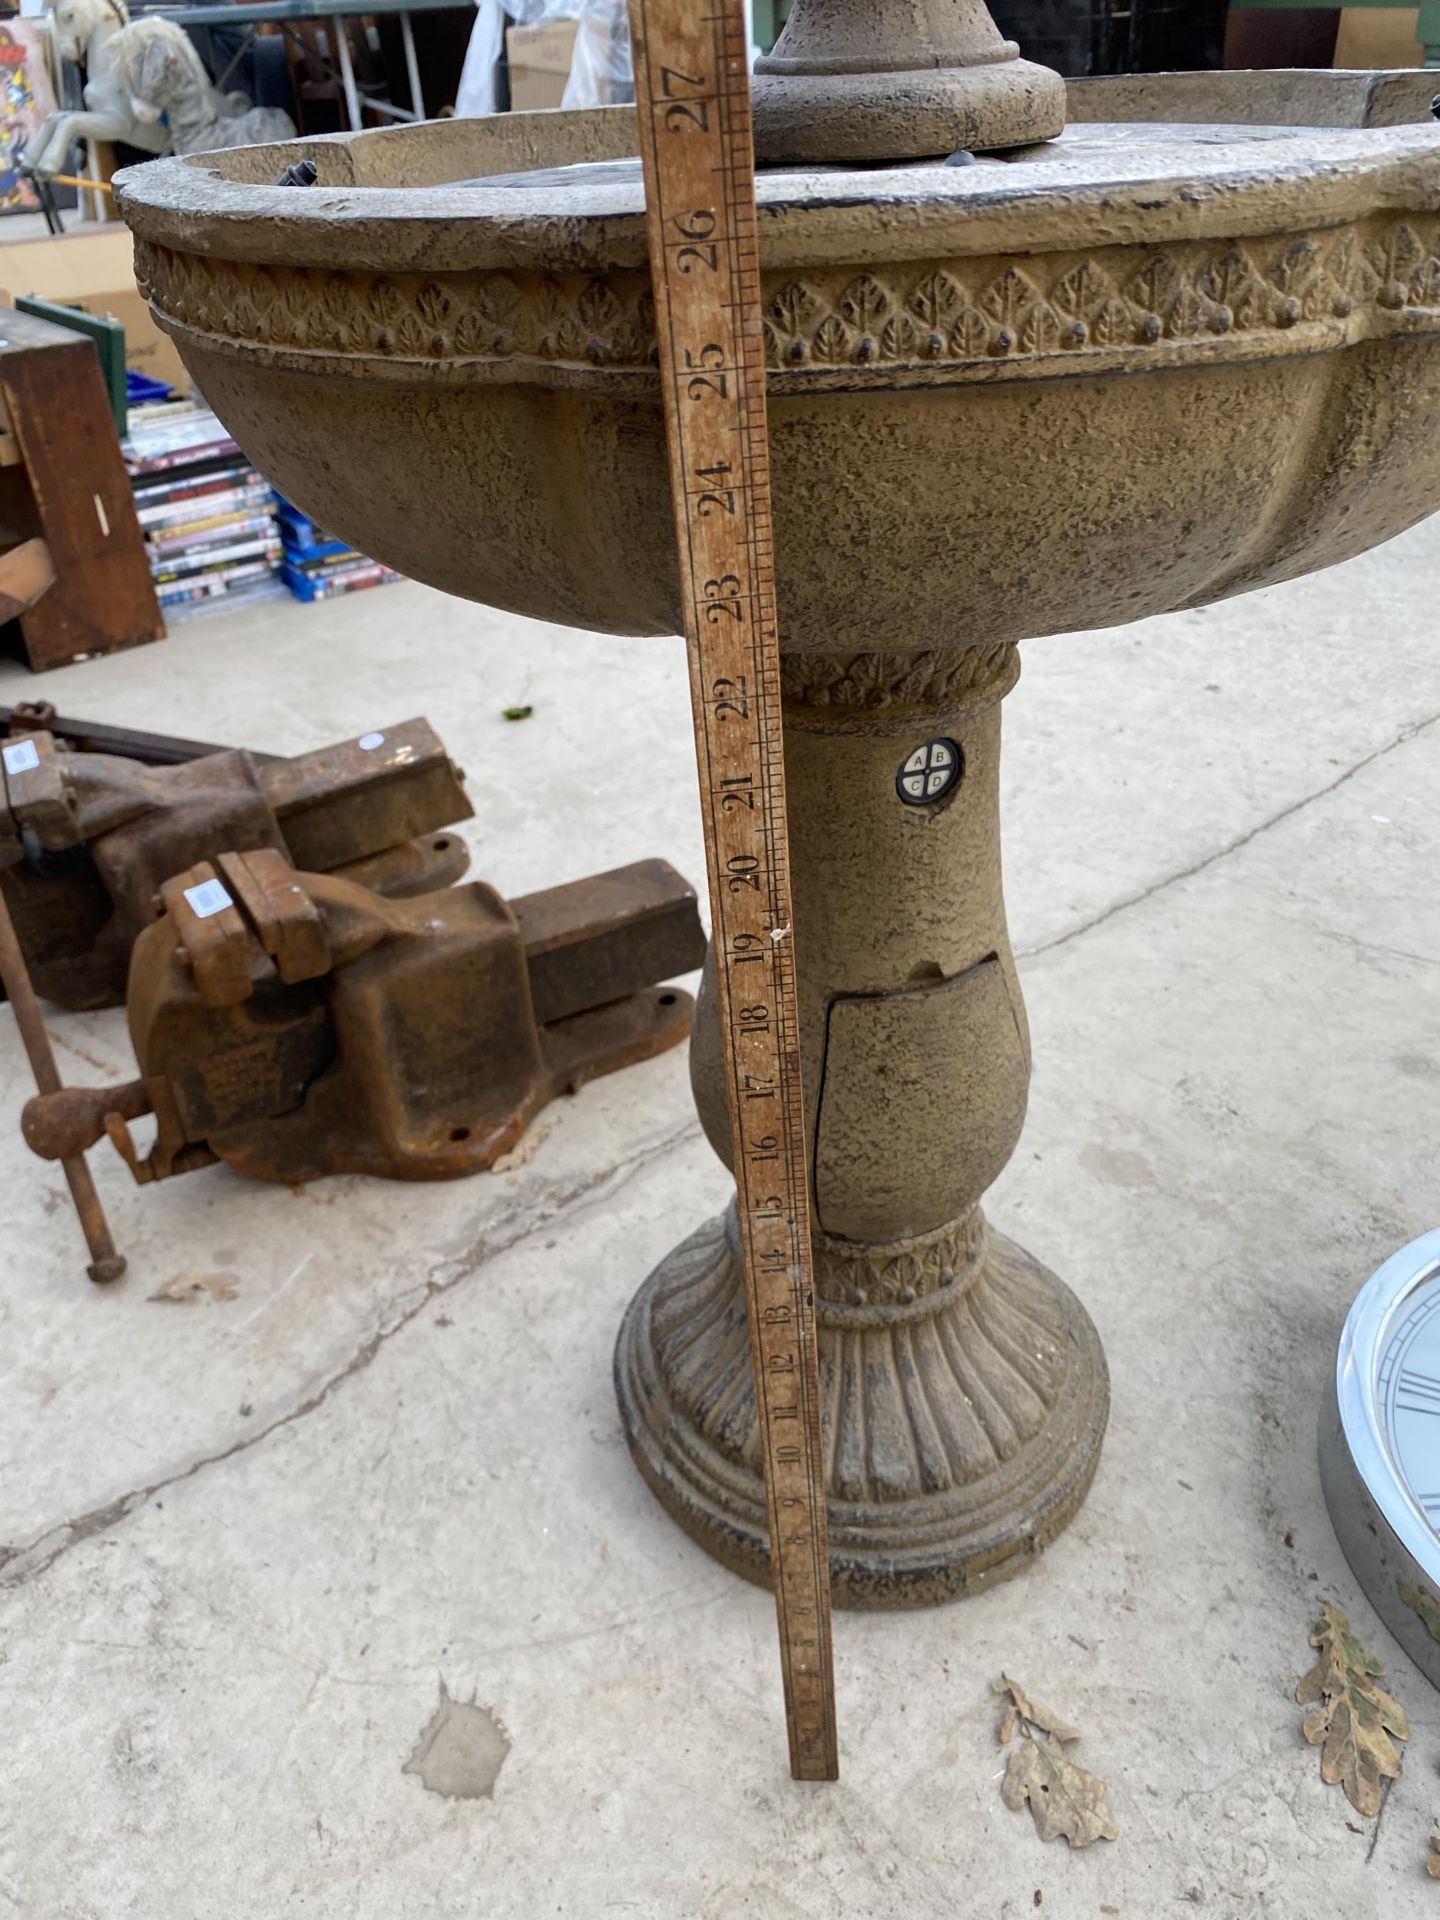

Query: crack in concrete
left=44, top=1026, right=123, bottom=1077
left=0, top=1119, right=700, bottom=1592
left=1020, top=709, right=1440, bottom=962
left=1314, top=926, right=1440, bottom=973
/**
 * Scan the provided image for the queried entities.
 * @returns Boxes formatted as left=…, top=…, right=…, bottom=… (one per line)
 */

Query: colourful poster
left=0, top=22, right=58, bottom=213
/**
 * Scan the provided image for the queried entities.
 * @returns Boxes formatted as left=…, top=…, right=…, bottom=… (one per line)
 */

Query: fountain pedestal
left=616, top=644, right=1108, bottom=1605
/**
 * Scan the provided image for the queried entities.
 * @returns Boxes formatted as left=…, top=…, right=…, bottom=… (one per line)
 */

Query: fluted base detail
left=614, top=1207, right=1108, bottom=1608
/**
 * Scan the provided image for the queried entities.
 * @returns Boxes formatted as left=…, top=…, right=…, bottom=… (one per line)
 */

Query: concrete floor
left=1, top=525, right=1439, bottom=1917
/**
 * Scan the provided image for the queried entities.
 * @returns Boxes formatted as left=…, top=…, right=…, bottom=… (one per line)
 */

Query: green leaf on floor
left=995, top=1674, right=1117, bottom=1848
left=1295, top=1602, right=1410, bottom=1818
left=502, top=706, right=534, bottom=722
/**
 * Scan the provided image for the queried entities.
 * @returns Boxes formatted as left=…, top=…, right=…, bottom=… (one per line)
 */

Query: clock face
left=1323, top=1234, right=1440, bottom=1693
left=1378, top=1274, right=1440, bottom=1543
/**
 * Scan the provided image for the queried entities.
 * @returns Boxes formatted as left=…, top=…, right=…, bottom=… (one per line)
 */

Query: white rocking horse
left=25, top=0, right=170, bottom=180
left=107, top=18, right=295, bottom=156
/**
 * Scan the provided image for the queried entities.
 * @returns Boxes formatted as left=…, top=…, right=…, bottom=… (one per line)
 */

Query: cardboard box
left=0, top=225, right=189, bottom=393
left=1335, top=7, right=1422, bottom=68
left=506, top=19, right=579, bottom=111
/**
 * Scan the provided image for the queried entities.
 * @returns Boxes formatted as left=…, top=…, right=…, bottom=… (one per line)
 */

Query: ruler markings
left=626, top=0, right=838, bottom=1781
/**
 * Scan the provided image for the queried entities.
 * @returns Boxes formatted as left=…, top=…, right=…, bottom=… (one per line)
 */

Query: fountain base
left=615, top=1204, right=1109, bottom=1608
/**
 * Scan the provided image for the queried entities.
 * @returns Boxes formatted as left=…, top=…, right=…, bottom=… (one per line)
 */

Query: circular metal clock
left=1321, top=1229, right=1440, bottom=1689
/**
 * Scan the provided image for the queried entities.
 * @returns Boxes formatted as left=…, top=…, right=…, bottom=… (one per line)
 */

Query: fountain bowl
left=117, top=74, right=1440, bottom=656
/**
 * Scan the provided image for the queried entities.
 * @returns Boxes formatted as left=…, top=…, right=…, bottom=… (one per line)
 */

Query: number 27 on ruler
left=626, top=0, right=839, bottom=1780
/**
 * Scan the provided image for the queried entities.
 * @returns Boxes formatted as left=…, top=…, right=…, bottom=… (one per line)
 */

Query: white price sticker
left=2, top=738, right=40, bottom=777
left=182, top=878, right=235, bottom=920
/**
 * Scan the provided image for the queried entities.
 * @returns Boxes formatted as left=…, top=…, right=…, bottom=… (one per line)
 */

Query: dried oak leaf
left=490, top=1121, right=553, bottom=1175
left=1001, top=1732, right=1119, bottom=1849
left=148, top=1272, right=238, bottom=1305
left=1400, top=1582, right=1440, bottom=1646
left=994, top=1674, right=1082, bottom=1747
left=1296, top=1603, right=1410, bottom=1818
left=1427, top=1835, right=1440, bottom=1881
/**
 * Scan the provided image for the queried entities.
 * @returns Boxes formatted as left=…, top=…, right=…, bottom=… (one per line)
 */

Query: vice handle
left=0, top=881, right=132, bottom=1284
left=22, top=1079, right=152, bottom=1161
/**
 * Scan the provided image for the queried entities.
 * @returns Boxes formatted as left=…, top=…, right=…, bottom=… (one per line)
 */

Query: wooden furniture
left=281, top=14, right=392, bottom=133
left=0, top=307, right=162, bottom=673
left=1229, top=0, right=1440, bottom=65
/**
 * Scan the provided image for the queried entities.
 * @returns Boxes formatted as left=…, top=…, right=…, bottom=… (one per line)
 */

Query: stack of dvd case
left=125, top=401, right=283, bottom=612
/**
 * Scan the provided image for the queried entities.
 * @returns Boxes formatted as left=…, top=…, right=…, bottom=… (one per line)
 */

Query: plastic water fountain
left=118, top=0, right=1440, bottom=1605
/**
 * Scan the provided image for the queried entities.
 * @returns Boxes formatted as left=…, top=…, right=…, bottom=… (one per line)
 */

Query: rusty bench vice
left=1, top=719, right=473, bottom=1011
left=22, top=850, right=705, bottom=1206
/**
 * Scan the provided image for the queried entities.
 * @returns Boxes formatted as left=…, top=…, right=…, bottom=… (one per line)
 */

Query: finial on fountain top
left=752, top=0, right=1066, bottom=164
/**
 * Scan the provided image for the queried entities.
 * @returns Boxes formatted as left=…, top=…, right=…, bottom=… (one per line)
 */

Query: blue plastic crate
left=274, top=496, right=351, bottom=559
left=125, top=369, right=175, bottom=405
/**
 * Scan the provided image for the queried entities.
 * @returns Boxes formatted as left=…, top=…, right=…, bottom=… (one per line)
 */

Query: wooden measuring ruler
left=626, top=0, right=838, bottom=1782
